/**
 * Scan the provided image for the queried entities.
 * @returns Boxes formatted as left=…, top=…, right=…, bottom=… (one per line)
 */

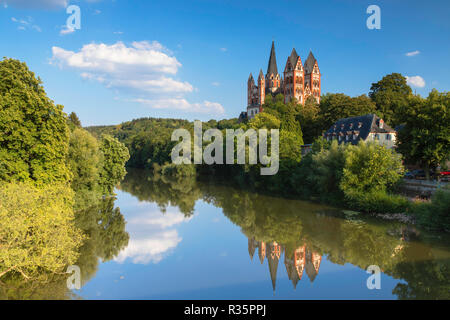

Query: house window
left=374, top=134, right=379, bottom=140
left=386, top=134, right=391, bottom=140
left=346, top=135, right=349, bottom=141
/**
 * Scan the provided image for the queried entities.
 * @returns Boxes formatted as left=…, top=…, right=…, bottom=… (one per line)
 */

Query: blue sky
left=0, top=0, right=449, bottom=126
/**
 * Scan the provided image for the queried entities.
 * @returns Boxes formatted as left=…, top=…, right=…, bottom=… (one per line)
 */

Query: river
left=59, top=169, right=450, bottom=299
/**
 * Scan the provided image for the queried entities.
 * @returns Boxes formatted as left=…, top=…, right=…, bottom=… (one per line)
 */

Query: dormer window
left=341, top=124, right=345, bottom=130
left=358, top=122, right=362, bottom=129
left=349, top=123, right=354, bottom=129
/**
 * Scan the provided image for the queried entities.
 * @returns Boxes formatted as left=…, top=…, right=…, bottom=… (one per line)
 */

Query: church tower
left=257, top=69, right=265, bottom=109
left=247, top=73, right=255, bottom=107
left=266, top=41, right=281, bottom=93
left=243, top=42, right=322, bottom=121
left=283, top=48, right=304, bottom=104
left=303, top=51, right=321, bottom=103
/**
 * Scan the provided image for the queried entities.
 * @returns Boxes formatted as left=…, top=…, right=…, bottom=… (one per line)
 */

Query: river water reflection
left=6, top=169, right=447, bottom=300
left=70, top=169, right=449, bottom=300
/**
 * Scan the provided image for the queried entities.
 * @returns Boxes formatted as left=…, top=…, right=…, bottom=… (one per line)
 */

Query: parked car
left=404, top=169, right=436, bottom=180
left=405, top=170, right=425, bottom=179
left=438, top=171, right=450, bottom=182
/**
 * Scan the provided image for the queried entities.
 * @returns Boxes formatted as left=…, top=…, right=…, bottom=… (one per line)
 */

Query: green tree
left=318, top=93, right=377, bottom=130
left=369, top=73, right=413, bottom=126
left=340, top=141, right=404, bottom=194
left=396, top=90, right=450, bottom=180
left=67, top=128, right=103, bottom=193
left=98, top=134, right=130, bottom=194
left=0, top=182, right=84, bottom=281
left=0, top=58, right=71, bottom=184
left=68, top=112, right=82, bottom=129
left=298, top=96, right=321, bottom=144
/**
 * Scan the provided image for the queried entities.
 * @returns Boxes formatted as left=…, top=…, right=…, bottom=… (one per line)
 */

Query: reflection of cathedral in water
left=248, top=237, right=322, bottom=291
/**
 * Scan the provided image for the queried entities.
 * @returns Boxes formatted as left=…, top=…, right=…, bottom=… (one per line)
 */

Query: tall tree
left=298, top=96, right=321, bottom=144
left=369, top=73, right=413, bottom=126
left=0, top=58, right=71, bottom=184
left=318, top=93, right=377, bottom=130
left=68, top=112, right=82, bottom=128
left=396, top=90, right=450, bottom=180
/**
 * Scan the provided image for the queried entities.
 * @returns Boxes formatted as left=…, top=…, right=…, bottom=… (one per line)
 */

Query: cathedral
left=243, top=41, right=321, bottom=120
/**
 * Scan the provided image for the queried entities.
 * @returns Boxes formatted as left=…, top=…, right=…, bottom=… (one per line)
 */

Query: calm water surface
left=74, top=169, right=450, bottom=300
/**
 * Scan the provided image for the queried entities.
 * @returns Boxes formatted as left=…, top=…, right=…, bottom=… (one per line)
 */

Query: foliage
left=412, top=186, right=450, bottom=232
left=369, top=73, right=413, bottom=126
left=318, top=93, right=377, bottom=131
left=0, top=58, right=71, bottom=185
left=396, top=90, right=450, bottom=179
left=309, top=140, right=347, bottom=198
left=160, top=163, right=196, bottom=181
left=98, top=134, right=130, bottom=194
left=67, top=128, right=103, bottom=195
left=340, top=141, right=404, bottom=194
left=344, top=190, right=410, bottom=214
left=0, top=182, right=84, bottom=281
left=68, top=112, right=82, bottom=129
left=298, top=96, right=321, bottom=144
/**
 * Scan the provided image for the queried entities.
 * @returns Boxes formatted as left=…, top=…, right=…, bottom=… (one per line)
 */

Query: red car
left=438, top=171, right=450, bottom=181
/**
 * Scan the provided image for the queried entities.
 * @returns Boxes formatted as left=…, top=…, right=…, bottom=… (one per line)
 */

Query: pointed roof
left=258, top=69, right=264, bottom=79
left=266, top=41, right=279, bottom=76
left=248, top=73, right=254, bottom=82
left=258, top=242, right=266, bottom=264
left=304, top=51, right=317, bottom=74
left=289, top=48, right=299, bottom=68
left=267, top=246, right=279, bottom=292
left=248, top=238, right=256, bottom=260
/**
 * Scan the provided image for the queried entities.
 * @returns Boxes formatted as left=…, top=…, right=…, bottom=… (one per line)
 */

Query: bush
left=340, top=141, right=404, bottom=194
left=412, top=187, right=450, bottom=232
left=161, top=163, right=196, bottom=180
left=344, top=190, right=410, bottom=214
left=0, top=182, right=84, bottom=281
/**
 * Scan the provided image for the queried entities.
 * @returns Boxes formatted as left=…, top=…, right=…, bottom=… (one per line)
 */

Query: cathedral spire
left=267, top=41, right=278, bottom=76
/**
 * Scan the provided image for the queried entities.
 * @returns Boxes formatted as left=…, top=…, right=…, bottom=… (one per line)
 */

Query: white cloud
left=406, top=75, right=426, bottom=88
left=212, top=82, right=220, bottom=87
left=11, top=16, right=41, bottom=32
left=52, top=41, right=181, bottom=76
left=51, top=41, right=225, bottom=115
left=115, top=208, right=192, bottom=264
left=405, top=50, right=420, bottom=57
left=1, top=0, right=68, bottom=9
left=133, top=98, right=225, bottom=115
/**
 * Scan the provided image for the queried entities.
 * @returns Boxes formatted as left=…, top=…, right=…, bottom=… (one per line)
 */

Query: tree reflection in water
left=120, top=169, right=450, bottom=299
left=2, top=169, right=448, bottom=299
left=0, top=193, right=129, bottom=300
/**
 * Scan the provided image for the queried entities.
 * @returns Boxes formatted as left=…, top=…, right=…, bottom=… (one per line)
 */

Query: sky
left=0, top=0, right=449, bottom=126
